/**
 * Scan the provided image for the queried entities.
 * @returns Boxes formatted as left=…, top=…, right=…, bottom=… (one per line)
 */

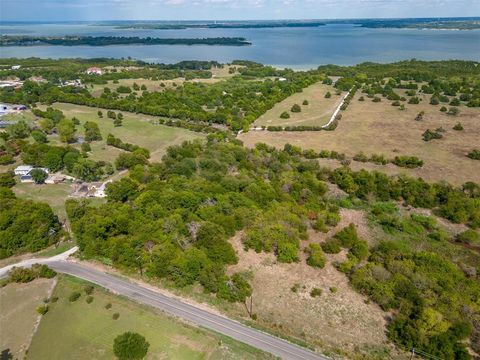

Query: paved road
left=2, top=255, right=327, bottom=360
left=0, top=246, right=78, bottom=278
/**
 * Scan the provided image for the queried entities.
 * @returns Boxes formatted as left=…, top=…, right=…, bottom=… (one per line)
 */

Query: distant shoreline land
left=0, top=36, right=252, bottom=47
left=91, top=17, right=480, bottom=31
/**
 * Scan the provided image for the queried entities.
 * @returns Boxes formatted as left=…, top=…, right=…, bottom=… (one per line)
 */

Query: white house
left=11, top=65, right=21, bottom=70
left=14, top=165, right=49, bottom=176
left=14, top=165, right=33, bottom=176
left=86, top=67, right=103, bottom=75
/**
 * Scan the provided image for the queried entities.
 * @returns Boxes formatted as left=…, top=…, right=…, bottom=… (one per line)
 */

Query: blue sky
left=1, top=0, right=479, bottom=21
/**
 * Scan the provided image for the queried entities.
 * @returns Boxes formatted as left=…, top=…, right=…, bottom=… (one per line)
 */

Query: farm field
left=89, top=65, right=237, bottom=97
left=241, top=91, right=480, bottom=185
left=254, top=82, right=345, bottom=127
left=0, top=278, right=56, bottom=360
left=43, top=103, right=204, bottom=163
left=28, top=276, right=272, bottom=360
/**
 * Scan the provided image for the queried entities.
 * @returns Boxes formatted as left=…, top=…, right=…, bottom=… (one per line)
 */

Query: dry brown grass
left=226, top=208, right=403, bottom=359
left=254, top=82, right=344, bottom=127
left=240, top=91, right=480, bottom=185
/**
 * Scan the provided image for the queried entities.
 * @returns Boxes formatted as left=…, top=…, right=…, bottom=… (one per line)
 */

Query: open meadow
left=13, top=182, right=72, bottom=221
left=241, top=90, right=480, bottom=185
left=43, top=103, right=204, bottom=163
left=89, top=65, right=237, bottom=97
left=28, top=276, right=272, bottom=360
left=254, top=82, right=344, bottom=127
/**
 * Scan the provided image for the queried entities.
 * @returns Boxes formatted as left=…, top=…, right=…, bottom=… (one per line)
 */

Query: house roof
left=15, top=165, right=33, bottom=171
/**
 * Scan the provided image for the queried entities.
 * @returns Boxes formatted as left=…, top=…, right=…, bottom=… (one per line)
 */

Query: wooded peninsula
left=0, top=36, right=252, bottom=47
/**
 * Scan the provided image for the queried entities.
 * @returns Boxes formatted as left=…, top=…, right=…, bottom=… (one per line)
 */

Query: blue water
left=0, top=23, right=479, bottom=68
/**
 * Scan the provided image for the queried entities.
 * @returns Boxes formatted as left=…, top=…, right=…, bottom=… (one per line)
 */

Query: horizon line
left=2, top=16, right=480, bottom=23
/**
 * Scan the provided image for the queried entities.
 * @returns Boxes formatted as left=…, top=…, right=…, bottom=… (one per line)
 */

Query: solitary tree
left=291, top=104, right=301, bottom=113
left=57, top=119, right=76, bottom=143
left=113, top=332, right=149, bottom=360
left=30, top=169, right=48, bottom=184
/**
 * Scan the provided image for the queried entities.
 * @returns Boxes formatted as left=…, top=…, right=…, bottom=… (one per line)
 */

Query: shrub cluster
left=467, top=149, right=480, bottom=160
left=4, top=264, right=57, bottom=285
left=106, top=134, right=149, bottom=156
left=329, top=167, right=480, bottom=228
left=422, top=128, right=443, bottom=141
left=392, top=156, right=424, bottom=168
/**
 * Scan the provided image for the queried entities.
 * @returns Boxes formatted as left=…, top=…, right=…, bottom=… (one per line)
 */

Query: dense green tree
left=291, top=104, right=301, bottom=113
left=31, top=130, right=48, bottom=143
left=105, top=178, right=139, bottom=202
left=0, top=172, right=15, bottom=188
left=84, top=121, right=102, bottom=142
left=7, top=120, right=30, bottom=139
left=57, top=119, right=76, bottom=143
left=72, top=159, right=103, bottom=181
left=217, top=273, right=252, bottom=303
left=30, top=168, right=48, bottom=184
left=305, top=243, right=326, bottom=268
left=0, top=195, right=61, bottom=258
left=113, top=332, right=149, bottom=360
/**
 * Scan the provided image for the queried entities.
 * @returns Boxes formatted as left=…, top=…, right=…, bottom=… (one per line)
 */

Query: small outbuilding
left=86, top=67, right=103, bottom=75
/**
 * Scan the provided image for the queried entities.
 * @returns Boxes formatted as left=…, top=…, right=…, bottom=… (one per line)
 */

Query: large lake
left=0, top=23, right=479, bottom=68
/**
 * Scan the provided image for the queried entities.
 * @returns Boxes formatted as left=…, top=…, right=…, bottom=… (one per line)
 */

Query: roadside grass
left=0, top=242, right=76, bottom=268
left=241, top=90, right=480, bottom=185
left=0, top=278, right=56, bottom=360
left=27, top=275, right=273, bottom=360
left=45, top=102, right=204, bottom=163
left=254, top=82, right=344, bottom=127
left=35, top=241, right=76, bottom=257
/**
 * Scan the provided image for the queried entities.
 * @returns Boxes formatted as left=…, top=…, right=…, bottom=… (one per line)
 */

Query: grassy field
left=254, top=82, right=344, bottom=127
left=0, top=278, right=56, bottom=360
left=0, top=110, right=37, bottom=124
left=89, top=66, right=237, bottom=97
left=45, top=103, right=205, bottom=163
left=28, top=276, right=272, bottom=360
left=241, top=91, right=480, bottom=185
left=13, top=182, right=73, bottom=221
